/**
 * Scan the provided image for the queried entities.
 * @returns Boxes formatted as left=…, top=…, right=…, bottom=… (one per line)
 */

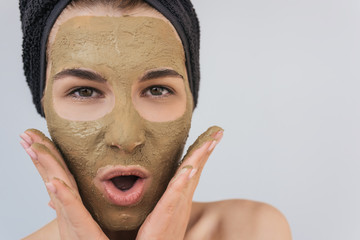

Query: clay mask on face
left=43, top=16, right=193, bottom=231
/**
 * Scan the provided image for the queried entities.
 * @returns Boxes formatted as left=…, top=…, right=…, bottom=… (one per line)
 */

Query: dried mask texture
left=43, top=16, right=193, bottom=230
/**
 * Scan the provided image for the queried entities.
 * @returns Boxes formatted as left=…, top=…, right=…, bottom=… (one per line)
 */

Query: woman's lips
left=94, top=165, right=151, bottom=206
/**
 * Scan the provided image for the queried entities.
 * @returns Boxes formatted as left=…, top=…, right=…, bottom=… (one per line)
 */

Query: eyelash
left=140, top=85, right=175, bottom=98
left=66, top=85, right=174, bottom=99
left=67, top=87, right=104, bottom=99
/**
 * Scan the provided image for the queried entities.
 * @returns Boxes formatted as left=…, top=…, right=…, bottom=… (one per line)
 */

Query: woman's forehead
left=49, top=16, right=186, bottom=79
left=47, top=3, right=181, bottom=48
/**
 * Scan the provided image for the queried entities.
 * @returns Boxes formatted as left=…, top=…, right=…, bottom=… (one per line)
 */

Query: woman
left=19, top=0, right=291, bottom=239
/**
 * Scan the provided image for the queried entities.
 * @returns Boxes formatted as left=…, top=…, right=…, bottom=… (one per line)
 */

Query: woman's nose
left=105, top=108, right=145, bottom=153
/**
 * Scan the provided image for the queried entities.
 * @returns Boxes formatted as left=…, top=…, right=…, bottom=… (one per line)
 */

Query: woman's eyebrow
left=53, top=68, right=106, bottom=83
left=140, top=69, right=183, bottom=82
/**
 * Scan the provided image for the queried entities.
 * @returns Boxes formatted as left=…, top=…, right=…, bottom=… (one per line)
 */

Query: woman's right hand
left=20, top=129, right=109, bottom=240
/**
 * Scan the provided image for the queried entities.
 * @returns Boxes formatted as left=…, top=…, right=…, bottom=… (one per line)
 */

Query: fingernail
left=178, top=167, right=190, bottom=177
left=214, top=130, right=224, bottom=141
left=20, top=132, right=33, bottom=145
left=48, top=200, right=55, bottom=210
left=188, top=168, right=198, bottom=179
left=54, top=177, right=81, bottom=199
left=25, top=147, right=38, bottom=160
left=172, top=165, right=192, bottom=182
left=20, top=139, right=30, bottom=149
left=45, top=182, right=57, bottom=194
left=208, top=140, right=217, bottom=152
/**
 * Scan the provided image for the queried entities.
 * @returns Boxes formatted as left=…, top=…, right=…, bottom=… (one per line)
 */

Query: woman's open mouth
left=111, top=175, right=139, bottom=191
left=94, top=165, right=151, bottom=206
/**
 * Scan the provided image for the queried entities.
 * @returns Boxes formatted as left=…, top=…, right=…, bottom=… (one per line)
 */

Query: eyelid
left=67, top=86, right=104, bottom=98
left=140, top=85, right=175, bottom=97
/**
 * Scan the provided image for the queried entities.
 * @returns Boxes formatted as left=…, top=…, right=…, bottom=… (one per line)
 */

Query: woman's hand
left=20, top=129, right=107, bottom=240
left=20, top=126, right=223, bottom=240
left=136, top=126, right=223, bottom=240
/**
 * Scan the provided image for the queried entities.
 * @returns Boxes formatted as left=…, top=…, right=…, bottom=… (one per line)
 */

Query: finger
left=168, top=130, right=222, bottom=202
left=138, top=174, right=192, bottom=239
left=138, top=144, right=215, bottom=239
left=20, top=140, right=49, bottom=183
left=46, top=178, right=107, bottom=240
left=20, top=141, right=63, bottom=203
left=33, top=143, right=77, bottom=196
left=21, top=129, right=64, bottom=167
left=22, top=130, right=72, bottom=177
left=179, top=126, right=223, bottom=169
left=166, top=126, right=223, bottom=205
left=21, top=129, right=77, bottom=189
left=176, top=126, right=223, bottom=185
left=158, top=126, right=223, bottom=209
left=24, top=142, right=77, bottom=198
left=47, top=178, right=81, bottom=210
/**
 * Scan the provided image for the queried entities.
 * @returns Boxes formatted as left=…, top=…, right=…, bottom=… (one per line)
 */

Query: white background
left=1, top=0, right=359, bottom=239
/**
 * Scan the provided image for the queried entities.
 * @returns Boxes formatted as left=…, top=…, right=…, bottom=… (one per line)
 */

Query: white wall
left=1, top=0, right=359, bottom=239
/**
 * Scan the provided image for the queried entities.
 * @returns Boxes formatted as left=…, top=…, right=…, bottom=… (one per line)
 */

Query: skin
left=20, top=3, right=292, bottom=240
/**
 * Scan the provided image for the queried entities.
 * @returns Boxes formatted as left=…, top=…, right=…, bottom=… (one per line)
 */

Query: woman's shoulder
left=22, top=200, right=291, bottom=240
left=187, top=199, right=292, bottom=240
left=22, top=219, right=60, bottom=240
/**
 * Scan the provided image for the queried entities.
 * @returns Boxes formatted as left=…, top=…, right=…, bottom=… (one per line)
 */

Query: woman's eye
left=69, top=87, right=102, bottom=98
left=143, top=86, right=173, bottom=97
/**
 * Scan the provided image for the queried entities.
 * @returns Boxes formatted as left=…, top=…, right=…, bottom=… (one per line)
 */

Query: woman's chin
left=96, top=210, right=147, bottom=231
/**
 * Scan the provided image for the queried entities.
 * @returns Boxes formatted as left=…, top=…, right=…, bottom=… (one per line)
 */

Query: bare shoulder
left=22, top=219, right=60, bottom=240
left=186, top=200, right=292, bottom=240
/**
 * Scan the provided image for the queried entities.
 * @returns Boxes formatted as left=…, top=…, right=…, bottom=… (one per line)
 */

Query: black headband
left=19, top=0, right=200, bottom=116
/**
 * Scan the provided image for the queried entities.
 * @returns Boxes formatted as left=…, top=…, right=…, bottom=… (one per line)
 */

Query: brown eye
left=141, top=85, right=174, bottom=98
left=69, top=87, right=102, bottom=99
left=78, top=88, right=93, bottom=97
left=145, top=86, right=173, bottom=97
left=150, top=87, right=166, bottom=96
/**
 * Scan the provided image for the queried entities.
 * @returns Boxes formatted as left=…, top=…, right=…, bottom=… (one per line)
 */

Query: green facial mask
left=43, top=16, right=193, bottom=231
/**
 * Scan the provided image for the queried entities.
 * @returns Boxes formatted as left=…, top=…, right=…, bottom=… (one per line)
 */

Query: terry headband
left=19, top=0, right=200, bottom=116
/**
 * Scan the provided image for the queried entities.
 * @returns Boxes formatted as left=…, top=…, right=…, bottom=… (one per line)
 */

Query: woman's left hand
left=136, top=126, right=223, bottom=239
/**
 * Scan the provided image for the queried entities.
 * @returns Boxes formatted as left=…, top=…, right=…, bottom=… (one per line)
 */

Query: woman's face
left=43, top=6, right=193, bottom=231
